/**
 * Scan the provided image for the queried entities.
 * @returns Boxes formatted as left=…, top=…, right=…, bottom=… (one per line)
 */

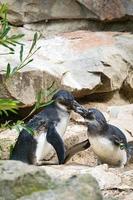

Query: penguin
left=10, top=90, right=82, bottom=165
left=64, top=107, right=130, bottom=167
left=75, top=108, right=129, bottom=167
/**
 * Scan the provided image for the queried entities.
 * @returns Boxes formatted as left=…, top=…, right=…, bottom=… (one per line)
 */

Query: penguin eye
left=86, top=111, right=95, bottom=120
left=58, top=97, right=70, bottom=105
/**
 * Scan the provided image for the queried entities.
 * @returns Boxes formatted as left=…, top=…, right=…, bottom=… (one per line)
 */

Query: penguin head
left=83, top=108, right=107, bottom=132
left=52, top=90, right=75, bottom=110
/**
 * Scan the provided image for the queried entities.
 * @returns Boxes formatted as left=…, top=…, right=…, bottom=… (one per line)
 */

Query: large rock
left=0, top=160, right=102, bottom=200
left=20, top=164, right=133, bottom=200
left=1, top=0, right=133, bottom=25
left=40, top=164, right=133, bottom=200
left=77, top=0, right=133, bottom=21
left=0, top=160, right=53, bottom=200
left=0, top=0, right=92, bottom=25
left=0, top=31, right=133, bottom=105
left=19, top=172, right=102, bottom=200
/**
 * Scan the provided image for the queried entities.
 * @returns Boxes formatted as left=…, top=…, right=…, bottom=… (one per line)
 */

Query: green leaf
left=19, top=59, right=33, bottom=69
left=2, top=109, right=8, bottom=116
left=29, top=32, right=38, bottom=53
left=10, top=67, right=18, bottom=76
left=5, top=63, right=11, bottom=79
left=0, top=98, right=20, bottom=115
left=9, top=34, right=24, bottom=40
left=23, top=126, right=34, bottom=135
left=0, top=42, right=14, bottom=51
left=9, top=109, right=18, bottom=114
left=20, top=45, right=24, bottom=62
left=0, top=26, right=10, bottom=39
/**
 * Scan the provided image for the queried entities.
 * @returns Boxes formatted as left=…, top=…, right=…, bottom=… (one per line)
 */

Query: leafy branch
left=23, top=82, right=58, bottom=120
left=4, top=32, right=41, bottom=78
left=0, top=98, right=20, bottom=116
left=0, top=4, right=24, bottom=55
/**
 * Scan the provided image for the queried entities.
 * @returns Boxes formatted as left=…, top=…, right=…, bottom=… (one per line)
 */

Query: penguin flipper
left=46, top=122, right=65, bottom=164
left=108, top=125, right=128, bottom=149
left=64, top=139, right=90, bottom=163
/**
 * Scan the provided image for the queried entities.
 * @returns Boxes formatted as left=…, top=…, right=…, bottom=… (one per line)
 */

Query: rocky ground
left=0, top=1, right=133, bottom=199
left=0, top=98, right=133, bottom=200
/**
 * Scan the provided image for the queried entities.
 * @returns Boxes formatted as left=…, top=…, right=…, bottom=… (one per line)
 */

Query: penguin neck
left=55, top=102, right=71, bottom=114
left=87, top=122, right=108, bottom=136
left=54, top=102, right=71, bottom=136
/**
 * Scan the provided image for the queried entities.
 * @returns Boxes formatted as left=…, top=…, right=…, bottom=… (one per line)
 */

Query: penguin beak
left=72, top=100, right=87, bottom=117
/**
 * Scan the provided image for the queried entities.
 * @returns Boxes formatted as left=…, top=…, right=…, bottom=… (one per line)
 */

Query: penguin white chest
left=35, top=111, right=70, bottom=162
left=55, top=114, right=70, bottom=136
left=88, top=135, right=127, bottom=166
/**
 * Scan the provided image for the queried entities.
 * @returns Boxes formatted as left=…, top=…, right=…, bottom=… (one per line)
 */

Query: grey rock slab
left=77, top=0, right=133, bottom=21
left=0, top=160, right=102, bottom=200
left=0, top=160, right=53, bottom=200
left=0, top=31, right=133, bottom=105
left=19, top=174, right=103, bottom=200
left=0, top=0, right=93, bottom=25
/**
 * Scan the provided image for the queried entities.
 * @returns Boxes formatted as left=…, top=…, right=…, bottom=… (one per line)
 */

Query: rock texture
left=0, top=160, right=53, bottom=200
left=0, top=160, right=102, bottom=200
left=0, top=160, right=133, bottom=200
left=77, top=0, right=133, bottom=21
left=0, top=31, right=133, bottom=105
left=1, top=0, right=133, bottom=25
left=0, top=0, right=90, bottom=25
left=121, top=67, right=133, bottom=103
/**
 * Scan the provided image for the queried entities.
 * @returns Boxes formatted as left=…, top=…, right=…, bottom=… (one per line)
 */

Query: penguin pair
left=11, top=89, right=132, bottom=167
left=10, top=90, right=82, bottom=165
left=65, top=107, right=132, bottom=167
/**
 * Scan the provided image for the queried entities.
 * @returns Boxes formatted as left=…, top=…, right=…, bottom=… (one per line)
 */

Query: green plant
left=0, top=4, right=24, bottom=55
left=0, top=4, right=41, bottom=117
left=5, top=32, right=41, bottom=79
left=0, top=4, right=57, bottom=134
left=0, top=98, right=20, bottom=116
left=23, top=82, right=58, bottom=120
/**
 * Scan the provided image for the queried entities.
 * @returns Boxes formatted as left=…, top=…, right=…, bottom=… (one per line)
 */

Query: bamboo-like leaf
left=0, top=42, right=14, bottom=51
left=39, top=99, right=54, bottom=108
left=19, top=58, right=33, bottom=69
left=2, top=110, right=8, bottom=116
left=0, top=99, right=20, bottom=115
left=29, top=32, right=38, bottom=53
left=9, top=34, right=24, bottom=40
left=23, top=126, right=34, bottom=135
left=36, top=90, right=42, bottom=107
left=20, top=45, right=24, bottom=62
left=47, top=81, right=55, bottom=90
left=0, top=26, right=10, bottom=39
left=9, top=109, right=18, bottom=114
left=5, top=63, right=11, bottom=79
left=10, top=67, right=18, bottom=76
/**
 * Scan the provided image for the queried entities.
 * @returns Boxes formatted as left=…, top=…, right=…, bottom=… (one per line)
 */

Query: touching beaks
left=72, top=100, right=88, bottom=117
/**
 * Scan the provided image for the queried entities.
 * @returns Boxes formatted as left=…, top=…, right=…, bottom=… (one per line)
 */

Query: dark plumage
left=10, top=90, right=81, bottom=165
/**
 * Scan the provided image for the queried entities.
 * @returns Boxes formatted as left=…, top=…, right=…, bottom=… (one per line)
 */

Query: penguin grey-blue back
left=10, top=90, right=81, bottom=165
